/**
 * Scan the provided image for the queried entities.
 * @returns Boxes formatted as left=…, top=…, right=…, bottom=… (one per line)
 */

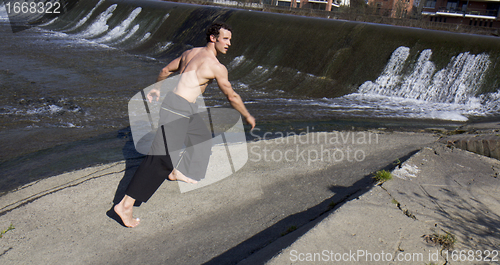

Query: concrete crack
left=0, top=247, right=13, bottom=258
left=0, top=162, right=125, bottom=217
left=380, top=185, right=417, bottom=220
left=392, top=229, right=406, bottom=262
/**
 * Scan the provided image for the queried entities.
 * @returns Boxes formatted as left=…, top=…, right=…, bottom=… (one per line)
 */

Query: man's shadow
left=106, top=127, right=144, bottom=227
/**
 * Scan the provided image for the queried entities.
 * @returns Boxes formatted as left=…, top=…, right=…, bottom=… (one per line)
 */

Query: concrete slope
left=0, top=131, right=437, bottom=264
left=257, top=142, right=500, bottom=265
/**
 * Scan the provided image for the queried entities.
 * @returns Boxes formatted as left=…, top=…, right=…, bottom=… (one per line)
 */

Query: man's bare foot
left=168, top=169, right=198, bottom=184
left=114, top=195, right=140, bottom=228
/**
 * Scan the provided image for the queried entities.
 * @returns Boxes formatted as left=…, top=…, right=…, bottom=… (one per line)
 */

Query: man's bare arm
left=147, top=56, right=182, bottom=102
left=214, top=64, right=256, bottom=130
left=157, top=56, right=182, bottom=82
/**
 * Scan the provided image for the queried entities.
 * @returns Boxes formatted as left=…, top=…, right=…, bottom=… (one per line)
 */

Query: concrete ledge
left=439, top=134, right=500, bottom=160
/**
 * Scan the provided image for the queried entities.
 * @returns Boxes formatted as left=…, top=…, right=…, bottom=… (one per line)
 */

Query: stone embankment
left=438, top=122, right=500, bottom=160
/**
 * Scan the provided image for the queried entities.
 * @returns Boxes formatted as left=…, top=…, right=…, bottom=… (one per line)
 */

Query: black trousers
left=126, top=92, right=212, bottom=202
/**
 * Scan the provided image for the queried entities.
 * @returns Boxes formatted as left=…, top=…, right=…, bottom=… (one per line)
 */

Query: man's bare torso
left=173, top=47, right=219, bottom=103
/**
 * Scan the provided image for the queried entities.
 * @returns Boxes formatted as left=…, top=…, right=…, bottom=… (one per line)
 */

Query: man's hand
left=147, top=88, right=160, bottom=103
left=245, top=115, right=256, bottom=131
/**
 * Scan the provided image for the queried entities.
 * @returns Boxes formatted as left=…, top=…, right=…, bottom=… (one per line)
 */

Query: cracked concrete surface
left=1, top=130, right=500, bottom=264
left=0, top=131, right=439, bottom=264
left=260, top=143, right=500, bottom=265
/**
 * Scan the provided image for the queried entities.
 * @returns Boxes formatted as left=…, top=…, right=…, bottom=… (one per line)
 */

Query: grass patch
left=328, top=201, right=337, bottom=209
left=373, top=170, right=392, bottom=183
left=281, top=225, right=297, bottom=236
left=0, top=224, right=15, bottom=238
left=423, top=231, right=456, bottom=250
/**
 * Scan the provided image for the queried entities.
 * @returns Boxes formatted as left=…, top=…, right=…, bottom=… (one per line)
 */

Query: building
left=367, top=0, right=417, bottom=18
left=421, top=0, right=500, bottom=28
left=277, top=0, right=350, bottom=11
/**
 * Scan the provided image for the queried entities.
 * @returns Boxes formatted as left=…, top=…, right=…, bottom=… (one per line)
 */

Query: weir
left=18, top=0, right=500, bottom=116
left=359, top=47, right=492, bottom=104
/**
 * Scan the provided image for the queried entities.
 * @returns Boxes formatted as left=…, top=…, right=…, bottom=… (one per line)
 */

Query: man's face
left=213, top=28, right=231, bottom=54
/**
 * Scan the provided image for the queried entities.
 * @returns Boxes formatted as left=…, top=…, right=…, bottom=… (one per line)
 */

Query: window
left=425, top=0, right=436, bottom=8
left=446, top=0, right=458, bottom=11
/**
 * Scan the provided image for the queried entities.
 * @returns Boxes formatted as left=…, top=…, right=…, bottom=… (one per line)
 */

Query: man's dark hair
left=206, top=22, right=232, bottom=43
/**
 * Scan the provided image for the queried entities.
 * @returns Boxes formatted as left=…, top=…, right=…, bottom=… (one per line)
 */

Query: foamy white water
left=138, top=32, right=151, bottom=43
left=151, top=41, right=173, bottom=54
left=93, top=7, right=141, bottom=43
left=64, top=0, right=106, bottom=32
left=225, top=46, right=499, bottom=122
left=353, top=46, right=498, bottom=121
left=360, top=47, right=491, bottom=103
left=0, top=3, right=9, bottom=22
left=75, top=4, right=117, bottom=38
left=228, top=55, right=246, bottom=70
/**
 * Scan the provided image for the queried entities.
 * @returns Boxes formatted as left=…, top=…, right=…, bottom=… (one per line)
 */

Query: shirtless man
left=114, top=22, right=255, bottom=227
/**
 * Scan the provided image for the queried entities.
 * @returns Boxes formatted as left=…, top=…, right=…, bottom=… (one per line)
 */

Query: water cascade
left=359, top=47, right=491, bottom=104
